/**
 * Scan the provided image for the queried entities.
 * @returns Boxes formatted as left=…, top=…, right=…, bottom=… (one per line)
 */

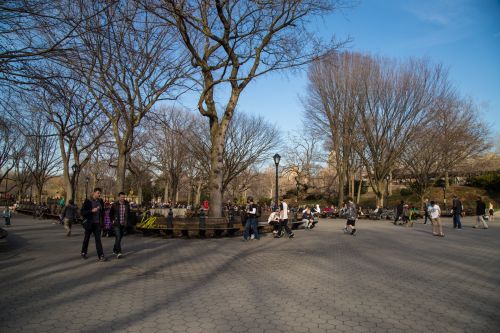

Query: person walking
left=488, top=202, right=494, bottom=222
left=3, top=206, right=12, bottom=226
left=278, top=198, right=294, bottom=239
left=423, top=198, right=431, bottom=224
left=243, top=196, right=259, bottom=241
left=343, top=197, right=357, bottom=235
left=428, top=200, right=444, bottom=237
left=473, top=197, right=488, bottom=229
left=61, top=200, right=77, bottom=236
left=394, top=200, right=404, bottom=225
left=109, top=192, right=130, bottom=258
left=80, top=187, right=107, bottom=261
left=451, top=195, right=463, bottom=229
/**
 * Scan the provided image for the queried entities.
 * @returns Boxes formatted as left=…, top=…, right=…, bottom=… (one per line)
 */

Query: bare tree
left=304, top=52, right=360, bottom=204
left=64, top=0, right=189, bottom=193
left=12, top=156, right=33, bottom=201
left=282, top=133, right=322, bottom=200
left=146, top=0, right=346, bottom=217
left=23, top=113, right=60, bottom=203
left=0, top=116, right=23, bottom=186
left=145, top=107, right=199, bottom=203
left=26, top=72, right=111, bottom=201
left=189, top=111, right=280, bottom=201
left=433, top=95, right=490, bottom=187
left=0, top=0, right=112, bottom=86
left=305, top=52, right=451, bottom=206
left=400, top=124, right=442, bottom=208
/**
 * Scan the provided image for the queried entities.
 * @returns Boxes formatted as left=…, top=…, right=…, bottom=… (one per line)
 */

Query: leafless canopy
left=145, top=0, right=346, bottom=216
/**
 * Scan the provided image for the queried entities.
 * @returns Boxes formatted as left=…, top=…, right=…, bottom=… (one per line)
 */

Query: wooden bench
left=136, top=216, right=241, bottom=238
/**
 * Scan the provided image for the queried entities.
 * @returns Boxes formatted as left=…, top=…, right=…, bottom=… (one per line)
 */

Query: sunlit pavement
left=1, top=214, right=499, bottom=333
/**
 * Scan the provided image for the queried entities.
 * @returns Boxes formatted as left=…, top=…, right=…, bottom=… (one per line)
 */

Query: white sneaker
left=250, top=234, right=255, bottom=240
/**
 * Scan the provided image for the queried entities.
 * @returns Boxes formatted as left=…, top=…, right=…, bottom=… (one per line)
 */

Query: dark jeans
left=4, top=217, right=11, bottom=225
left=278, top=219, right=292, bottom=236
left=424, top=213, right=430, bottom=224
left=243, top=217, right=259, bottom=240
left=81, top=223, right=104, bottom=257
left=269, top=221, right=280, bottom=233
left=453, top=214, right=462, bottom=229
left=113, top=225, right=125, bottom=253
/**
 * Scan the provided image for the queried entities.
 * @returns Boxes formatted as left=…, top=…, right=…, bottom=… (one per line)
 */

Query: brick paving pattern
left=1, top=214, right=499, bottom=333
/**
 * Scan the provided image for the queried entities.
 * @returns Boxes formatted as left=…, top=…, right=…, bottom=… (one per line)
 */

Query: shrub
left=400, top=188, right=413, bottom=196
left=467, top=173, right=500, bottom=192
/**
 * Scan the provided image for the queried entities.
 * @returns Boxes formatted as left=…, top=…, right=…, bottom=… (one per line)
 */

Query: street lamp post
left=3, top=172, right=7, bottom=200
left=85, top=176, right=90, bottom=199
left=71, top=164, right=80, bottom=202
left=273, top=153, right=281, bottom=210
left=442, top=184, right=447, bottom=211
left=385, top=175, right=390, bottom=209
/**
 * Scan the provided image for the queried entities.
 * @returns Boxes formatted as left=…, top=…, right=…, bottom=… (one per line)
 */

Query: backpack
left=255, top=204, right=262, bottom=218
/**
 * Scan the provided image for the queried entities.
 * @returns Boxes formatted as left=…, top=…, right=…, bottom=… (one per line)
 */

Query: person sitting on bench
left=302, top=207, right=314, bottom=230
left=267, top=209, right=282, bottom=238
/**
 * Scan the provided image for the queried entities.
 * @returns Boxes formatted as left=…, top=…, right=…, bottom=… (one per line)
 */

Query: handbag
left=81, top=219, right=92, bottom=231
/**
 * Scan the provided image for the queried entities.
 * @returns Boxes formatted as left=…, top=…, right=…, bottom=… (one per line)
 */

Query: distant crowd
left=2, top=189, right=495, bottom=261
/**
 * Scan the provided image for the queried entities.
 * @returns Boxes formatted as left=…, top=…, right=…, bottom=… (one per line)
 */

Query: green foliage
left=343, top=180, right=368, bottom=195
left=400, top=188, right=413, bottom=196
left=305, top=193, right=324, bottom=201
left=434, top=178, right=445, bottom=187
left=258, top=197, right=271, bottom=206
left=466, top=173, right=500, bottom=192
left=356, top=180, right=369, bottom=194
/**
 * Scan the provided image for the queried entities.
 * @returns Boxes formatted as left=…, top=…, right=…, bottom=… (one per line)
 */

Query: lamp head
left=273, top=153, right=281, bottom=166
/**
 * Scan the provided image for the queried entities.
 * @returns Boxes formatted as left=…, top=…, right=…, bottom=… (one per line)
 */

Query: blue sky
left=242, top=0, right=500, bottom=136
left=175, top=0, right=500, bottom=139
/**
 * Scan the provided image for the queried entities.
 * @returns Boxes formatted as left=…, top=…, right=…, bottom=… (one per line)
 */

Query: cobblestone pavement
left=1, top=214, right=499, bottom=333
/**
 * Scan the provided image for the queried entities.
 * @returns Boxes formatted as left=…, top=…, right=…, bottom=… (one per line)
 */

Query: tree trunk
left=137, top=185, right=143, bottom=205
left=36, top=185, right=43, bottom=204
left=208, top=117, right=230, bottom=217
left=445, top=170, right=449, bottom=189
left=351, top=173, right=355, bottom=198
left=338, top=173, right=345, bottom=205
left=116, top=147, right=127, bottom=193
left=373, top=179, right=385, bottom=208
left=163, top=181, right=170, bottom=202
left=207, top=124, right=226, bottom=218
left=195, top=181, right=202, bottom=207
left=356, top=170, right=362, bottom=204
left=388, top=171, right=393, bottom=195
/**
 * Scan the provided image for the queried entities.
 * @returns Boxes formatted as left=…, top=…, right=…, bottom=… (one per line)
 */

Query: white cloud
left=402, top=0, right=474, bottom=26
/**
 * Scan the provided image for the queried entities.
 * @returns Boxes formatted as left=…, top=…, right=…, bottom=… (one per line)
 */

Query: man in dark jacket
left=473, top=196, right=488, bottom=229
left=451, top=195, right=463, bottom=229
left=61, top=200, right=77, bottom=236
left=109, top=192, right=130, bottom=258
left=394, top=200, right=404, bottom=225
left=80, top=187, right=106, bottom=261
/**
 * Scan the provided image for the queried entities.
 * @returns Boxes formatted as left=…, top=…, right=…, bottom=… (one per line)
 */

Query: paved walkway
left=1, top=214, right=499, bottom=333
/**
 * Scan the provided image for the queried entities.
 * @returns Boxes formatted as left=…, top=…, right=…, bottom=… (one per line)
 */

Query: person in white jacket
left=268, top=209, right=282, bottom=237
left=278, top=198, right=294, bottom=239
left=428, top=200, right=444, bottom=237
